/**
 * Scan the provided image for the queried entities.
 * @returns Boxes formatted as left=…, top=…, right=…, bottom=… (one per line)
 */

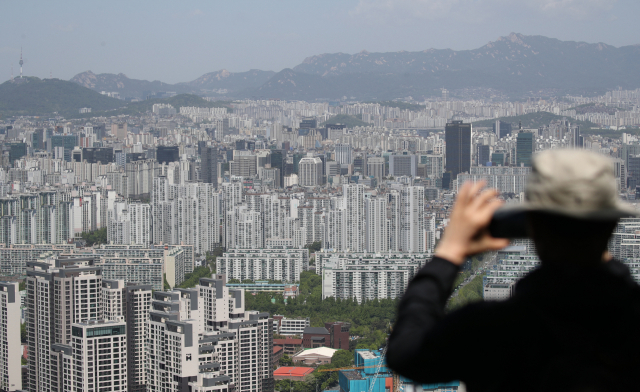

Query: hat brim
left=498, top=202, right=639, bottom=221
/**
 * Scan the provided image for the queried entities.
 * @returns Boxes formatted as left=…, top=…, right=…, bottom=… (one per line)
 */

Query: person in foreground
left=387, top=149, right=640, bottom=392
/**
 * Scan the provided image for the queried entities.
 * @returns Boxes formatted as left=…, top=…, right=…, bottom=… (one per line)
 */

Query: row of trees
left=80, top=227, right=107, bottom=246
left=245, top=271, right=395, bottom=351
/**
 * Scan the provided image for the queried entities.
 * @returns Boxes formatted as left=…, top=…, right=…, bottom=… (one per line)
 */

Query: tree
left=177, top=266, right=213, bottom=289
left=21, top=323, right=26, bottom=344
left=228, top=279, right=240, bottom=284
left=305, top=241, right=322, bottom=253
left=80, top=227, right=107, bottom=246
left=279, top=354, right=293, bottom=366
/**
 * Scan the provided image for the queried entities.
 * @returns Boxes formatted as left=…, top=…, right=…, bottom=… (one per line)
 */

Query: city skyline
left=1, top=0, right=640, bottom=84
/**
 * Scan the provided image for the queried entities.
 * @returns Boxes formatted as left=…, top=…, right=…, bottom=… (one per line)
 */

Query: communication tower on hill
left=19, top=48, right=23, bottom=78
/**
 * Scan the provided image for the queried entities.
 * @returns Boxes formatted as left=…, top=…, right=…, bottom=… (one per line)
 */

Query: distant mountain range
left=69, top=33, right=640, bottom=101
left=71, top=69, right=276, bottom=99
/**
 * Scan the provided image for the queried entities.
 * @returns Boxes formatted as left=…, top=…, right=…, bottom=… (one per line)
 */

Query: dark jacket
left=387, top=256, right=640, bottom=391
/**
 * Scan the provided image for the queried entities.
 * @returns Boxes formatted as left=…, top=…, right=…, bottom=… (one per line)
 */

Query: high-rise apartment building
left=69, top=319, right=128, bottom=391
left=343, top=184, right=365, bottom=253
left=152, top=177, right=219, bottom=253
left=364, top=196, right=388, bottom=253
left=298, top=157, right=323, bottom=187
left=445, top=120, right=472, bottom=178
left=216, top=249, right=308, bottom=283
left=125, top=283, right=153, bottom=392
left=0, top=282, right=21, bottom=392
left=317, top=252, right=429, bottom=303
left=147, top=275, right=273, bottom=392
left=107, top=202, right=151, bottom=246
left=25, top=257, right=103, bottom=392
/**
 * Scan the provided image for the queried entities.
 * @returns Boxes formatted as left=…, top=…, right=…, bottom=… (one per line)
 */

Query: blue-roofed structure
left=338, top=349, right=465, bottom=392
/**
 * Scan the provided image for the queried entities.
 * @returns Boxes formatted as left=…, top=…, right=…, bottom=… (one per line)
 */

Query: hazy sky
left=2, top=0, right=639, bottom=84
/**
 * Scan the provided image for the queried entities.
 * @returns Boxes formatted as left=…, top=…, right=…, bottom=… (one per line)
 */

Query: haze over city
left=2, top=0, right=640, bottom=83
left=2, top=1, right=640, bottom=392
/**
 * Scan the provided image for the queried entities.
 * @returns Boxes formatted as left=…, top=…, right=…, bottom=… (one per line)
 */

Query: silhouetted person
left=387, top=150, right=640, bottom=391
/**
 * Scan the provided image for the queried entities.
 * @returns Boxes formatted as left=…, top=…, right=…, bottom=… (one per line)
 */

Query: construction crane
left=367, top=345, right=387, bottom=392
left=317, top=364, right=383, bottom=373
left=316, top=347, right=405, bottom=392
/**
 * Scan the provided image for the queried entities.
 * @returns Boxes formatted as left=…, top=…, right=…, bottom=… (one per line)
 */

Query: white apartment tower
left=25, top=257, right=103, bottom=392
left=152, top=177, right=220, bottom=253
left=107, top=202, right=151, bottom=246
left=344, top=184, right=365, bottom=252
left=365, top=196, right=389, bottom=253
left=69, top=320, right=128, bottom=391
left=298, top=157, right=323, bottom=187
left=334, top=144, right=352, bottom=165
left=0, top=282, right=21, bottom=392
left=125, top=283, right=153, bottom=392
left=400, top=186, right=426, bottom=253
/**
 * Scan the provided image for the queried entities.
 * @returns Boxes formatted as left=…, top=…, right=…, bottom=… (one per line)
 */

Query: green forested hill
left=0, top=77, right=232, bottom=119
left=0, top=77, right=124, bottom=117
left=472, top=111, right=598, bottom=131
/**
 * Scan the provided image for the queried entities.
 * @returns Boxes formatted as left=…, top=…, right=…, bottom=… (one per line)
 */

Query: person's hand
left=435, top=181, right=510, bottom=265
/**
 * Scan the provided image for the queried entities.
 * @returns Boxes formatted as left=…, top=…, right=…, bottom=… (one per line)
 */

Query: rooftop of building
left=274, top=367, right=314, bottom=377
left=293, top=347, right=338, bottom=358
left=274, top=338, right=303, bottom=345
left=341, top=370, right=364, bottom=380
left=303, top=326, right=329, bottom=335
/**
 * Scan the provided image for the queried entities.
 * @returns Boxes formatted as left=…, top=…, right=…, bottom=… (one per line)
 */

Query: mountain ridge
left=64, top=33, right=640, bottom=101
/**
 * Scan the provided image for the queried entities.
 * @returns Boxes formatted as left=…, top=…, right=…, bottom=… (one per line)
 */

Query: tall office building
left=111, top=123, right=128, bottom=140
left=367, top=157, right=385, bottom=181
left=25, top=257, right=102, bottom=392
left=477, top=144, right=491, bottom=166
left=0, top=282, right=21, bottom=392
left=445, top=121, right=472, bottom=179
left=298, top=157, right=323, bottom=186
left=334, top=144, right=352, bottom=165
left=269, top=150, right=286, bottom=188
left=516, top=132, right=535, bottom=167
left=389, top=154, right=417, bottom=177
left=353, top=153, right=367, bottom=176
left=201, top=145, right=219, bottom=188
left=230, top=155, right=257, bottom=177
left=493, top=121, right=512, bottom=139
left=156, top=145, right=180, bottom=164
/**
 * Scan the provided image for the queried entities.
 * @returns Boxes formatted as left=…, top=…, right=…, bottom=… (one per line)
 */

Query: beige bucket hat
left=510, top=149, right=638, bottom=220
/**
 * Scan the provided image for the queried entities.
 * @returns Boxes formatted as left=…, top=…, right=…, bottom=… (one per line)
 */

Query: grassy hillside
left=472, top=111, right=598, bottom=131
left=0, top=77, right=124, bottom=118
left=320, top=114, right=371, bottom=128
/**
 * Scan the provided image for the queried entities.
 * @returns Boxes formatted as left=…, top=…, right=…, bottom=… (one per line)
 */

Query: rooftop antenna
left=19, top=47, right=23, bottom=78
